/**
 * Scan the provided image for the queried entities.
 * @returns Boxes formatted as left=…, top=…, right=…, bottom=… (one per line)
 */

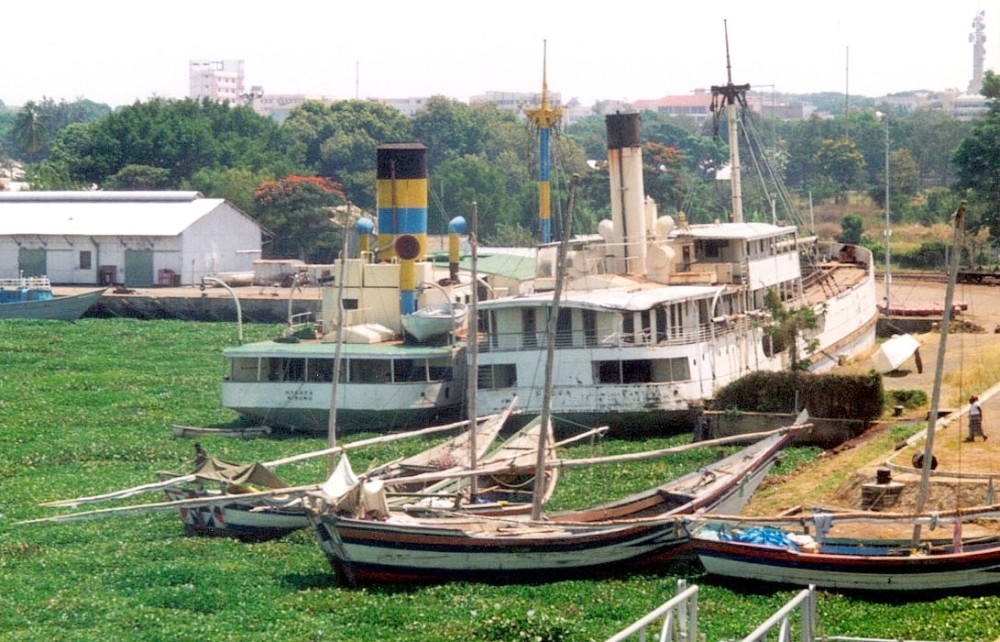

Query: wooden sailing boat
left=690, top=202, right=1000, bottom=592
left=25, top=411, right=515, bottom=540
left=305, top=428, right=794, bottom=586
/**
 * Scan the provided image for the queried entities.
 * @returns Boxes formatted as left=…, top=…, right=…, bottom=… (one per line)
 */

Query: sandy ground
left=747, top=276, right=1000, bottom=515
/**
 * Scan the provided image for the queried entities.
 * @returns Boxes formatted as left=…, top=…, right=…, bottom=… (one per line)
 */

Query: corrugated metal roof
left=479, top=282, right=725, bottom=312
left=459, top=251, right=537, bottom=281
left=0, top=191, right=230, bottom=236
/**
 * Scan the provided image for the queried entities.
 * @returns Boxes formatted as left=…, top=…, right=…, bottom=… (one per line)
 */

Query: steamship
left=220, top=144, right=474, bottom=433
left=472, top=107, right=877, bottom=432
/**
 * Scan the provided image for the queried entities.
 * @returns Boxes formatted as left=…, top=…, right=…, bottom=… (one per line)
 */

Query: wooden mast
left=531, top=174, right=579, bottom=520
left=710, top=20, right=749, bottom=224
left=912, top=200, right=965, bottom=543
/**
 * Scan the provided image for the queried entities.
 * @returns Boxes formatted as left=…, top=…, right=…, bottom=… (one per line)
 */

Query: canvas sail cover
left=191, top=457, right=289, bottom=490
left=318, top=455, right=390, bottom=519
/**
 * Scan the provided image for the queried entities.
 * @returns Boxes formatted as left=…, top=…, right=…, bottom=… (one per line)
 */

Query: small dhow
left=25, top=408, right=521, bottom=541
left=0, top=274, right=105, bottom=321
left=303, top=428, right=795, bottom=586
left=688, top=507, right=1000, bottom=592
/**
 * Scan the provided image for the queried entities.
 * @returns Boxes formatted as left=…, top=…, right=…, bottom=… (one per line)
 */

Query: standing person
left=967, top=395, right=987, bottom=442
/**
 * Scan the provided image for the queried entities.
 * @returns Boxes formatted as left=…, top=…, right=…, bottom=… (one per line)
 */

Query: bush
left=712, top=371, right=884, bottom=421
left=887, top=388, right=927, bottom=409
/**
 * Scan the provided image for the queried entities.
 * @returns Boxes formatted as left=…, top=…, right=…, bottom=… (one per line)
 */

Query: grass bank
left=1, top=319, right=997, bottom=641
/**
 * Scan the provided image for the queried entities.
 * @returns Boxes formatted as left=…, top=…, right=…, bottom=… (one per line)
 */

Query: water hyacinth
left=0, top=319, right=996, bottom=641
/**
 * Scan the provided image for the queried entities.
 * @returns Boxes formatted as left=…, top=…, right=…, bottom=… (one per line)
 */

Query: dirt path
left=744, top=278, right=1000, bottom=515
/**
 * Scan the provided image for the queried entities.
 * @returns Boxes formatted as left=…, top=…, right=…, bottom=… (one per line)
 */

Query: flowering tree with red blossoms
left=253, top=175, right=346, bottom=262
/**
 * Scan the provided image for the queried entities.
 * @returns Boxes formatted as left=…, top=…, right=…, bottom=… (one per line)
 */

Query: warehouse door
left=18, top=248, right=46, bottom=277
left=124, top=250, right=154, bottom=286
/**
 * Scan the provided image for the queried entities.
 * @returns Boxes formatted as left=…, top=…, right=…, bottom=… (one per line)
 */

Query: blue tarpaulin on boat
left=721, top=527, right=798, bottom=549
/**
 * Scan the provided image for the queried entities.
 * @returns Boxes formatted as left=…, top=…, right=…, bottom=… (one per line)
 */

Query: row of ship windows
left=229, top=357, right=691, bottom=388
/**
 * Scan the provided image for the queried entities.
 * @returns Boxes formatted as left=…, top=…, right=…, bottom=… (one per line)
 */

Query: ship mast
left=710, top=20, right=750, bottom=224
left=526, top=40, right=563, bottom=244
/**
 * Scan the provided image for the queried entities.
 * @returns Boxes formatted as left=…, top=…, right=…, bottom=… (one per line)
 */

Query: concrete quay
left=63, top=284, right=321, bottom=324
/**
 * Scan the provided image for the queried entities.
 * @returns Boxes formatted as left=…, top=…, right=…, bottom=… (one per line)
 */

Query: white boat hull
left=222, top=380, right=464, bottom=433
left=0, top=287, right=105, bottom=321
left=308, top=431, right=792, bottom=585
left=693, top=526, right=1000, bottom=591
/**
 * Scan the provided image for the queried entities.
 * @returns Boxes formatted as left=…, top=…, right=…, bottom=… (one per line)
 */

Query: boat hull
left=221, top=392, right=465, bottom=434
left=0, top=288, right=105, bottom=321
left=165, top=488, right=308, bottom=542
left=309, top=431, right=792, bottom=586
left=693, top=535, right=1000, bottom=591
left=312, top=515, right=690, bottom=585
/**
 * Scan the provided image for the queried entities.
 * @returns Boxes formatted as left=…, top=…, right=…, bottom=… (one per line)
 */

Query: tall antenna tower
left=968, top=10, right=987, bottom=95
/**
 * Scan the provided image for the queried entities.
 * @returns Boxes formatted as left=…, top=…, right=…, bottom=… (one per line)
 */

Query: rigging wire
left=739, top=108, right=802, bottom=228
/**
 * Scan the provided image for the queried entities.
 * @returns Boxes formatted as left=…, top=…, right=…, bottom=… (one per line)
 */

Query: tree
left=48, top=98, right=293, bottom=189
left=11, top=102, right=45, bottom=163
left=953, top=70, right=1000, bottom=241
left=901, top=109, right=970, bottom=188
left=5, top=97, right=111, bottom=164
left=837, top=214, right=864, bottom=244
left=642, top=142, right=688, bottom=214
left=869, top=148, right=920, bottom=221
left=105, top=164, right=172, bottom=190
left=252, top=175, right=346, bottom=261
left=431, top=155, right=513, bottom=243
left=812, top=138, right=866, bottom=200
left=186, top=166, right=275, bottom=216
left=412, top=96, right=483, bottom=167
left=283, top=100, right=412, bottom=210
left=763, top=289, right=819, bottom=371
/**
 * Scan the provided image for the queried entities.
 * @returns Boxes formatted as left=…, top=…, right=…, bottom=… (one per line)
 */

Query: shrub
left=712, top=371, right=884, bottom=421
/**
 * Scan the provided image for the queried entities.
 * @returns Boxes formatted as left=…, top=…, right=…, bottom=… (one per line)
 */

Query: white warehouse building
left=0, top=191, right=262, bottom=286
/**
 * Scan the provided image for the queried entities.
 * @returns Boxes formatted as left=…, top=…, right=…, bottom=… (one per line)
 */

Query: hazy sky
left=4, top=1, right=996, bottom=108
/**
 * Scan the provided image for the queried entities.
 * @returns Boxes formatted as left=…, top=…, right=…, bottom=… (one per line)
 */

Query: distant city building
left=931, top=91, right=989, bottom=121
left=631, top=92, right=713, bottom=124
left=875, top=92, right=934, bottom=114
left=248, top=87, right=337, bottom=122
left=745, top=95, right=815, bottom=120
left=372, top=97, right=433, bottom=118
left=470, top=90, right=564, bottom=116
left=189, top=60, right=245, bottom=102
left=631, top=91, right=814, bottom=123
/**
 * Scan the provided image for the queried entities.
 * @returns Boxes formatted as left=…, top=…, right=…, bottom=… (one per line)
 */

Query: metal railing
left=610, top=584, right=958, bottom=642
left=737, top=586, right=815, bottom=642
left=604, top=580, right=698, bottom=642
left=478, top=316, right=758, bottom=353
left=0, top=275, right=51, bottom=289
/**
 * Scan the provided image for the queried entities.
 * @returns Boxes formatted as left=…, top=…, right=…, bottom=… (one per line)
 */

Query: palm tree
left=12, top=102, right=46, bottom=162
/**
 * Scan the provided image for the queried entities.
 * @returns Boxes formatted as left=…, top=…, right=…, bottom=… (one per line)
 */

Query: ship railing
left=603, top=580, right=698, bottom=642
left=477, top=316, right=758, bottom=352
left=0, top=275, right=51, bottom=290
